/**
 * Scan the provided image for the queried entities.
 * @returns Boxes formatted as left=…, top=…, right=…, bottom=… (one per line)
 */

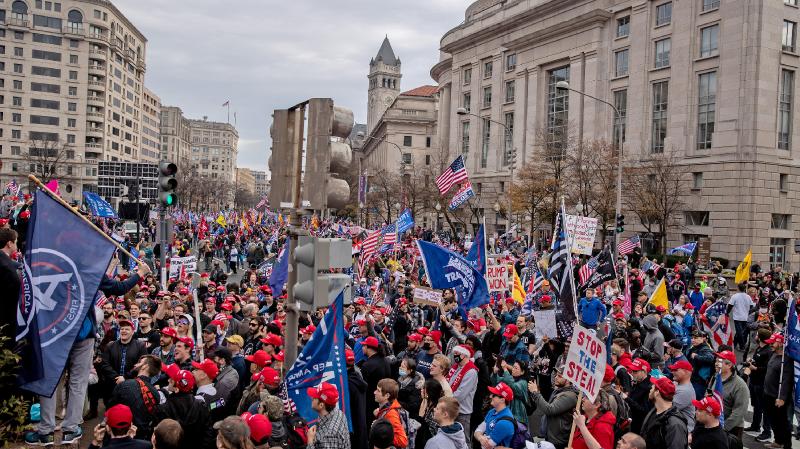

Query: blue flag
left=285, top=292, right=351, bottom=430
left=82, top=191, right=118, bottom=218
left=786, top=299, right=800, bottom=409
left=466, top=224, right=487, bottom=277
left=269, top=239, right=290, bottom=295
left=713, top=372, right=725, bottom=427
left=396, top=208, right=415, bottom=234
left=667, top=242, right=697, bottom=255
left=16, top=190, right=116, bottom=397
left=128, top=246, right=139, bottom=272
left=416, top=240, right=489, bottom=318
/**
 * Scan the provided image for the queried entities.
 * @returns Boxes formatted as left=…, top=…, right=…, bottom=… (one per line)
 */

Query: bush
left=0, top=330, right=32, bottom=446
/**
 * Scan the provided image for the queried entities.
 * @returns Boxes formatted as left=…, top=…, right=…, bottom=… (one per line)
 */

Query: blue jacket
left=500, top=337, right=529, bottom=364
left=688, top=290, right=705, bottom=310
left=578, top=297, right=607, bottom=326
left=483, top=406, right=515, bottom=447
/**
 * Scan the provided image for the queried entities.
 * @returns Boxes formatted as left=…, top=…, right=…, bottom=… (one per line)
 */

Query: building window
left=613, top=90, right=627, bottom=149
left=700, top=25, right=719, bottom=57
left=697, top=71, right=717, bottom=149
left=483, top=86, right=492, bottom=108
left=784, top=20, right=797, bottom=52
left=483, top=60, right=493, bottom=79
left=652, top=81, right=669, bottom=152
left=12, top=129, right=21, bottom=139
left=68, top=102, right=77, bottom=112
left=425, top=155, right=431, bottom=165
left=692, top=172, right=704, bottom=189
left=402, top=153, right=412, bottom=165
left=656, top=2, right=672, bottom=26
left=70, top=54, right=78, bottom=64
left=463, top=92, right=471, bottom=113
left=503, top=112, right=514, bottom=166
left=13, top=64, right=22, bottom=74
left=481, top=118, right=490, bottom=168
left=463, top=67, right=471, bottom=85
left=547, top=66, right=570, bottom=151
left=770, top=238, right=789, bottom=269
left=14, top=47, right=23, bottom=57
left=461, top=121, right=470, bottom=158
left=13, top=80, right=22, bottom=90
left=67, top=134, right=75, bottom=144
left=402, top=135, right=412, bottom=147
left=614, top=49, right=629, bottom=77
left=505, top=53, right=516, bottom=71
left=780, top=173, right=789, bottom=191
left=654, top=38, right=671, bottom=68
left=12, top=113, right=22, bottom=123
left=505, top=80, right=515, bottom=103
left=12, top=146, right=22, bottom=156
left=12, top=96, right=21, bottom=106
left=778, top=69, right=794, bottom=150
left=701, top=0, right=720, bottom=11
left=67, top=118, right=76, bottom=127
left=426, top=136, right=432, bottom=148
left=772, top=213, right=791, bottom=229
left=617, top=16, right=630, bottom=38
left=68, top=86, right=77, bottom=96
left=684, top=211, right=710, bottom=226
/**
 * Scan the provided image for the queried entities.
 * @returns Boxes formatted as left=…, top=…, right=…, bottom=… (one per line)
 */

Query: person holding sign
left=639, top=377, right=689, bottom=449
left=571, top=390, right=616, bottom=449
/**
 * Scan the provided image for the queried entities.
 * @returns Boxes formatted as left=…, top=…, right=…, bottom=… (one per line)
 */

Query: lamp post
left=456, top=107, right=516, bottom=234
left=493, top=201, right=501, bottom=237
left=555, top=81, right=623, bottom=261
left=434, top=202, right=441, bottom=232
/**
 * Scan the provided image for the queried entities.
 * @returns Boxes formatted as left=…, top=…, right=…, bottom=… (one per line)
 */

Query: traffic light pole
left=136, top=176, right=140, bottom=243
left=159, top=207, right=167, bottom=288
left=284, top=104, right=306, bottom=370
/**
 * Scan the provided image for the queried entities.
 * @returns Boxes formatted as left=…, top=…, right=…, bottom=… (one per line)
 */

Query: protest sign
left=412, top=287, right=443, bottom=306
left=486, top=258, right=509, bottom=293
left=169, top=255, right=197, bottom=277
left=563, top=325, right=606, bottom=402
left=565, top=214, right=598, bottom=255
left=532, top=310, right=558, bottom=339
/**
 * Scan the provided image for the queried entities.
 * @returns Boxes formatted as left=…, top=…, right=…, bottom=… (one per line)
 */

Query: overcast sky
left=119, top=0, right=471, bottom=172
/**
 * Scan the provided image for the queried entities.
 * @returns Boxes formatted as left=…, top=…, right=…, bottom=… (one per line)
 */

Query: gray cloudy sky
left=119, top=0, right=471, bottom=172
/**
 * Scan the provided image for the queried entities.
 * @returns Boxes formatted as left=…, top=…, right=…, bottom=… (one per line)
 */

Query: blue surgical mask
left=398, top=369, right=408, bottom=377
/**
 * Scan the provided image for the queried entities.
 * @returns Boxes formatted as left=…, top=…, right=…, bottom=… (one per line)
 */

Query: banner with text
left=563, top=325, right=607, bottom=402
left=168, top=255, right=197, bottom=277
left=486, top=258, right=510, bottom=293
left=565, top=214, right=598, bottom=255
left=412, top=287, right=443, bottom=306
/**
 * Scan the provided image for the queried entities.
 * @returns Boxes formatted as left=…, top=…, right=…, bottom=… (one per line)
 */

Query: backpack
left=283, top=414, right=309, bottom=449
left=605, top=388, right=630, bottom=439
left=497, top=416, right=531, bottom=449
left=396, top=407, right=420, bottom=449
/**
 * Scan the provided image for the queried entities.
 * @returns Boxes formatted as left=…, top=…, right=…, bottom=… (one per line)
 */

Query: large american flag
left=578, top=256, right=599, bottom=285
left=617, top=235, right=641, bottom=255
left=436, top=155, right=469, bottom=195
left=700, top=300, right=733, bottom=350
left=358, top=229, right=382, bottom=277
left=526, top=267, right=545, bottom=293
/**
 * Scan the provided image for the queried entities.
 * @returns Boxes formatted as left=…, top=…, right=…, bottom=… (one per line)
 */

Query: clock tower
left=367, top=36, right=401, bottom=134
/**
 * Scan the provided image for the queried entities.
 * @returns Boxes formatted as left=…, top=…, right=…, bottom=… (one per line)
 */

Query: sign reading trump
left=563, top=325, right=606, bottom=402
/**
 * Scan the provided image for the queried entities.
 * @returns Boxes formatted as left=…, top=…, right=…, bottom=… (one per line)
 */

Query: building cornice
left=80, top=0, right=147, bottom=43
left=431, top=57, right=453, bottom=82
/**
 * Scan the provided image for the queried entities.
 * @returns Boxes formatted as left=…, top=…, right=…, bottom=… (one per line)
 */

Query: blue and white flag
left=83, top=191, right=118, bottom=218
left=128, top=246, right=139, bottom=272
left=667, top=242, right=697, bottom=255
left=396, top=208, right=415, bottom=234
left=268, top=239, right=290, bottom=295
left=416, top=240, right=489, bottom=318
left=285, top=291, right=351, bottom=430
left=16, top=190, right=116, bottom=397
left=466, top=223, right=486, bottom=277
left=786, top=299, right=800, bottom=408
left=448, top=181, right=475, bottom=211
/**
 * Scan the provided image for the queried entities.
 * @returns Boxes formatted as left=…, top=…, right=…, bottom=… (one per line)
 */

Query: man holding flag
left=763, top=332, right=794, bottom=449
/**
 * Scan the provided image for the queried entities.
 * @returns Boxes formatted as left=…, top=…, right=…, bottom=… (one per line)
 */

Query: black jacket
left=764, top=351, right=794, bottom=400
left=109, top=376, right=160, bottom=440
left=348, top=367, right=369, bottom=449
left=0, top=250, right=21, bottom=342
left=359, top=353, right=391, bottom=426
left=691, top=425, right=729, bottom=449
left=640, top=406, right=688, bottom=449
left=626, top=375, right=654, bottom=435
left=155, top=392, right=215, bottom=449
left=99, top=339, right=148, bottom=382
left=748, top=343, right=772, bottom=386
left=88, top=436, right=152, bottom=449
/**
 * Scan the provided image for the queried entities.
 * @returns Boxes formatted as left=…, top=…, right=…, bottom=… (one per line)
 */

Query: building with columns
left=431, top=0, right=800, bottom=269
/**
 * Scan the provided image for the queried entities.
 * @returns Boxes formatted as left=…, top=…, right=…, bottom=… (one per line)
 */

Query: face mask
left=759, top=308, right=768, bottom=314
left=453, top=355, right=462, bottom=364
left=398, top=369, right=408, bottom=377
left=422, top=343, right=432, bottom=351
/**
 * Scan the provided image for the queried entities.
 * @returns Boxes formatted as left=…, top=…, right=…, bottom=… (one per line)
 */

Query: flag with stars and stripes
left=358, top=229, right=382, bottom=277
left=578, top=256, right=599, bottom=285
left=526, top=266, right=545, bottom=294
left=548, top=208, right=577, bottom=339
left=436, top=155, right=469, bottom=195
left=618, top=235, right=641, bottom=255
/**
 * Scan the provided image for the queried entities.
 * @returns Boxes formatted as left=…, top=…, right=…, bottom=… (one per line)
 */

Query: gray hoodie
left=424, top=422, right=468, bottom=449
left=641, top=315, right=664, bottom=366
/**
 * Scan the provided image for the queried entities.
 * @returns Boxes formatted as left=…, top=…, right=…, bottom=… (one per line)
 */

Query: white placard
left=486, top=259, right=509, bottom=293
left=532, top=310, right=558, bottom=340
left=169, top=255, right=197, bottom=277
left=565, top=214, right=599, bottom=256
left=412, top=287, right=443, bottom=306
left=563, top=325, right=607, bottom=402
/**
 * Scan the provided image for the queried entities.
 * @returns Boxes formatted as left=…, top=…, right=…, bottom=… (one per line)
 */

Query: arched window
left=12, top=0, right=28, bottom=20
left=68, top=9, right=83, bottom=23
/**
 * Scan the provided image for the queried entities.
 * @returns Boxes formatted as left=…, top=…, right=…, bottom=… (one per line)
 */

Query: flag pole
left=562, top=198, right=579, bottom=316
left=27, top=174, right=145, bottom=266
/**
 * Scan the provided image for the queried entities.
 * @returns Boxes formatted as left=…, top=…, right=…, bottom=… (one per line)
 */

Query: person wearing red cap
left=307, top=382, right=350, bottom=449
left=397, top=333, right=422, bottom=361
left=360, top=335, right=391, bottom=428
left=191, top=357, right=229, bottom=422
left=499, top=324, right=530, bottom=363
left=571, top=389, right=616, bottom=449
left=690, top=397, right=728, bottom=449
left=474, top=382, right=515, bottom=448
left=240, top=412, right=273, bottom=447
left=639, top=376, right=688, bottom=449
left=763, top=331, right=793, bottom=449
left=87, top=404, right=151, bottom=449
left=447, top=344, right=479, bottom=442
left=416, top=332, right=442, bottom=379
left=156, top=365, right=215, bottom=449
left=153, top=327, right=177, bottom=367
left=715, top=350, right=749, bottom=437
left=668, top=359, right=697, bottom=433
left=623, top=358, right=654, bottom=435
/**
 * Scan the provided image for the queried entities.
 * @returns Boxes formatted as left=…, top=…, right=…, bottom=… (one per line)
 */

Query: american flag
left=712, top=372, right=725, bottom=427
left=436, top=155, right=469, bottom=195
left=641, top=260, right=662, bottom=274
left=700, top=300, right=733, bottom=350
left=578, top=256, right=599, bottom=285
left=5, top=179, right=19, bottom=195
left=617, top=235, right=641, bottom=255
left=526, top=267, right=545, bottom=293
left=358, top=229, right=382, bottom=277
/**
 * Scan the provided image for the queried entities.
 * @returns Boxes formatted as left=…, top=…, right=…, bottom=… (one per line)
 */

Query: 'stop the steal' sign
left=563, top=325, right=606, bottom=402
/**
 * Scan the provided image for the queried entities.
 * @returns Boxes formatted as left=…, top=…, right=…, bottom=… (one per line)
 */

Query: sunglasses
left=178, top=320, right=190, bottom=326
left=249, top=323, right=259, bottom=327
left=140, top=316, right=151, bottom=320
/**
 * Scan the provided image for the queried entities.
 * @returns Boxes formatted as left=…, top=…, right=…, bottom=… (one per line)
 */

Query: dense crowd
left=0, top=195, right=798, bottom=449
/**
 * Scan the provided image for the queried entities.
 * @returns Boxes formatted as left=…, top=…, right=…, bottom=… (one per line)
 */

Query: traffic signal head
left=158, top=161, right=178, bottom=207
left=293, top=236, right=353, bottom=311
left=616, top=214, right=625, bottom=234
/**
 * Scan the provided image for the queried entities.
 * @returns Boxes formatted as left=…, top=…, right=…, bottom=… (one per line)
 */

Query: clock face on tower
left=384, top=96, right=393, bottom=106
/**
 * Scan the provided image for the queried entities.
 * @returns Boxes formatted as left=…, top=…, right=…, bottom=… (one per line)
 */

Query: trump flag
left=417, top=240, right=489, bottom=317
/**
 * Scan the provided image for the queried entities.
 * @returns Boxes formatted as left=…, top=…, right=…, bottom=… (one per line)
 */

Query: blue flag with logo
left=667, top=241, right=697, bottom=255
left=16, top=190, right=116, bottom=397
left=269, top=239, right=290, bottom=295
left=466, top=224, right=487, bottom=277
left=285, top=291, right=351, bottom=430
left=786, top=299, right=800, bottom=409
left=82, top=191, right=118, bottom=218
left=396, top=208, right=415, bottom=234
left=128, top=246, right=139, bottom=272
left=416, top=240, right=489, bottom=318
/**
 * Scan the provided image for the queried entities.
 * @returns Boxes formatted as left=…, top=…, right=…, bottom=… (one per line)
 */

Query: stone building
left=236, top=167, right=255, bottom=196
left=140, top=86, right=159, bottom=163
left=251, top=169, right=269, bottom=198
left=431, top=0, right=800, bottom=269
left=159, top=105, right=190, bottom=164
left=367, top=36, right=402, bottom=134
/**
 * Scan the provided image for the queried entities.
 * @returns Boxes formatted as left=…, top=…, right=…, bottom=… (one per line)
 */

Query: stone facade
left=251, top=169, right=269, bottom=198
left=140, top=86, right=159, bottom=163
left=431, top=0, right=800, bottom=269
left=236, top=167, right=255, bottom=195
left=367, top=37, right=401, bottom=134
left=159, top=105, right=190, bottom=165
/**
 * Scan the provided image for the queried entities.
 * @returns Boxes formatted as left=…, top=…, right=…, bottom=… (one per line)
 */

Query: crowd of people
left=1, top=194, right=798, bottom=449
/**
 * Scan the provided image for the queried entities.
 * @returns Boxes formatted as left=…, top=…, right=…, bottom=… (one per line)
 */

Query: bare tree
left=28, top=138, right=72, bottom=184
left=510, top=161, right=557, bottom=243
left=531, top=125, right=578, bottom=223
left=234, top=186, right=258, bottom=209
left=580, top=140, right=618, bottom=244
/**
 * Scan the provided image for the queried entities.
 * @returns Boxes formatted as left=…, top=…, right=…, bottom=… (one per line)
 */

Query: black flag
left=548, top=210, right=576, bottom=339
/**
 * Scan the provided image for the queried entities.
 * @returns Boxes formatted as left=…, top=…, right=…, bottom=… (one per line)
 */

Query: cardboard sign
left=532, top=310, right=558, bottom=339
left=486, top=259, right=509, bottom=293
left=169, top=256, right=197, bottom=277
left=565, top=215, right=598, bottom=256
left=413, top=287, right=443, bottom=306
left=563, top=325, right=607, bottom=402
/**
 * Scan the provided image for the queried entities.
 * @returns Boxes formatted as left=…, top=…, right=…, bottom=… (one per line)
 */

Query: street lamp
left=555, top=81, right=624, bottom=261
left=493, top=201, right=501, bottom=233
left=434, top=202, right=441, bottom=232
left=456, top=107, right=516, bottom=232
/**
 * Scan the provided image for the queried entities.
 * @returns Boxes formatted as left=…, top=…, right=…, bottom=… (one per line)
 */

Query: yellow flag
left=647, top=277, right=669, bottom=310
left=512, top=268, right=526, bottom=304
left=735, top=249, right=752, bottom=284
left=216, top=214, right=227, bottom=228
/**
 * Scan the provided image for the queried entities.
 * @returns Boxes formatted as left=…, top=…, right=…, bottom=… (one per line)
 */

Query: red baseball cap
left=220, top=302, right=233, bottom=311
left=241, top=412, right=273, bottom=445
left=301, top=325, right=316, bottom=335
left=417, top=327, right=430, bottom=336
left=669, top=360, right=694, bottom=372
left=191, top=359, right=219, bottom=380
left=177, top=336, right=194, bottom=351
left=216, top=285, right=226, bottom=291
left=259, top=285, right=272, bottom=293
left=253, top=366, right=280, bottom=386
left=104, top=404, right=133, bottom=429
left=179, top=287, right=189, bottom=295
left=627, top=358, right=651, bottom=372
left=502, top=324, right=519, bottom=338
left=200, top=273, right=210, bottom=278
left=165, top=364, right=195, bottom=392
left=715, top=350, right=737, bottom=364
left=273, top=351, right=285, bottom=362
left=683, top=302, right=695, bottom=309
left=613, top=312, right=625, bottom=320
left=161, top=327, right=178, bottom=339
left=692, top=396, right=722, bottom=417
left=345, top=349, right=355, bottom=365
left=612, top=299, right=623, bottom=306
left=765, top=333, right=785, bottom=344
left=408, top=333, right=423, bottom=342
left=307, top=382, right=339, bottom=406
left=356, top=319, right=367, bottom=327
left=363, top=336, right=380, bottom=348
left=488, top=382, right=514, bottom=403
left=260, top=333, right=283, bottom=347
left=603, top=365, right=616, bottom=383
left=354, top=297, right=367, bottom=306
left=655, top=305, right=667, bottom=313
left=245, top=350, right=270, bottom=368
left=118, top=319, right=134, bottom=329
left=650, top=377, right=676, bottom=397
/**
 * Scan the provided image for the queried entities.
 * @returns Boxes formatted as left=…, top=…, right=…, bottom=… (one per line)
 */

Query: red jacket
left=376, top=400, right=408, bottom=448
left=572, top=411, right=616, bottom=449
